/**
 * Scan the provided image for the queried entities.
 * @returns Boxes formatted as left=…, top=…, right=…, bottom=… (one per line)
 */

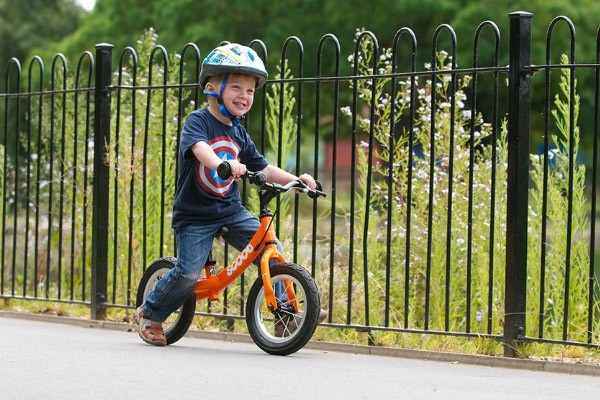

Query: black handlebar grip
left=308, top=180, right=326, bottom=199
left=253, top=171, right=267, bottom=186
left=315, top=180, right=323, bottom=192
left=217, top=162, right=231, bottom=180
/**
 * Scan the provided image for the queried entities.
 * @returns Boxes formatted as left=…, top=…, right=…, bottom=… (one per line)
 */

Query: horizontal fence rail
left=0, top=14, right=599, bottom=356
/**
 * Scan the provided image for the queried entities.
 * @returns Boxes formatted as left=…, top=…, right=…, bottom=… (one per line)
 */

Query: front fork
left=259, top=244, right=297, bottom=312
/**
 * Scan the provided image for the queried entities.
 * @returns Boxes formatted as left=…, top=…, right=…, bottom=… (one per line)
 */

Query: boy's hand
left=226, top=159, right=247, bottom=179
left=298, top=173, right=317, bottom=190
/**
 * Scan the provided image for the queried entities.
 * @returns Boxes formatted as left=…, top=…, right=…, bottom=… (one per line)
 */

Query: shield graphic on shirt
left=196, top=136, right=240, bottom=197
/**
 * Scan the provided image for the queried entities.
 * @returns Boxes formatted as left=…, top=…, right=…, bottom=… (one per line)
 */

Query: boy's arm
left=190, top=141, right=247, bottom=178
left=191, top=141, right=315, bottom=187
left=262, top=164, right=317, bottom=190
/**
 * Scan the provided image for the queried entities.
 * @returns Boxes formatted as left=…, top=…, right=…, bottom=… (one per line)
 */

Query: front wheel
left=136, top=257, right=197, bottom=345
left=246, top=263, right=320, bottom=356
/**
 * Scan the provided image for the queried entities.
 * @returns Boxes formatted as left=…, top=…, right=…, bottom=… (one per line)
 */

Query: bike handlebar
left=217, top=161, right=327, bottom=199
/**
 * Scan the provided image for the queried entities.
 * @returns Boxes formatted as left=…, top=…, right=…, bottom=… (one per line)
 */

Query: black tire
left=246, top=263, right=320, bottom=356
left=136, top=257, right=196, bottom=345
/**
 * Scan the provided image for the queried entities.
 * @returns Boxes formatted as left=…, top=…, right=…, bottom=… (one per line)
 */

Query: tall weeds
left=341, top=32, right=598, bottom=345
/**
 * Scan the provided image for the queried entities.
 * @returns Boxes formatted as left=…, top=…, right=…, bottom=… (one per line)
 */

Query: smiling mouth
left=233, top=101, right=246, bottom=107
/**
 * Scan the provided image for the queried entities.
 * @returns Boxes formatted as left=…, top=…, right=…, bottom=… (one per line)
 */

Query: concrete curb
left=2, top=310, right=599, bottom=377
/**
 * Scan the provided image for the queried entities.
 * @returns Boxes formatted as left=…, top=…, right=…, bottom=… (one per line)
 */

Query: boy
left=135, top=43, right=325, bottom=346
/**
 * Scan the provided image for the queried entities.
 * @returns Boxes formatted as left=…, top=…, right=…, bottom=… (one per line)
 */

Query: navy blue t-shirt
left=172, top=109, right=268, bottom=228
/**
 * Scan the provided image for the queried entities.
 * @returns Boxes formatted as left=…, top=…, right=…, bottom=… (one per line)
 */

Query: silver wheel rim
left=252, top=274, right=307, bottom=342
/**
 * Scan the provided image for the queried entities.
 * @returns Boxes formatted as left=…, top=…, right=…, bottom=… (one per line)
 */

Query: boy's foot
left=135, top=307, right=167, bottom=346
left=274, top=314, right=298, bottom=337
left=274, top=308, right=328, bottom=337
left=318, top=308, right=328, bottom=323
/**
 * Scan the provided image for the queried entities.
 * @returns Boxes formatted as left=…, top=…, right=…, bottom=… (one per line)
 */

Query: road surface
left=1, top=315, right=598, bottom=399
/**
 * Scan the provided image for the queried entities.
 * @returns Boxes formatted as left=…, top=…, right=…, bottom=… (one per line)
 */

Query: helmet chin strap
left=202, top=74, right=242, bottom=126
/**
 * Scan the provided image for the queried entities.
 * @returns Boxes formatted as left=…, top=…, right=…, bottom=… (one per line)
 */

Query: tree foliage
left=3, top=1, right=600, bottom=153
left=2, top=0, right=599, bottom=72
left=0, top=0, right=83, bottom=70
left=25, top=0, right=483, bottom=75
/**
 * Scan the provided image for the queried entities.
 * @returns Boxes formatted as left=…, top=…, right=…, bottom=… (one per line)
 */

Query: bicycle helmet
left=200, top=43, right=268, bottom=125
left=200, top=43, right=268, bottom=88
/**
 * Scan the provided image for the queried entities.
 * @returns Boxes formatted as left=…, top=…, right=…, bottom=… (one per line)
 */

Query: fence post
left=91, top=43, right=113, bottom=320
left=504, top=12, right=532, bottom=357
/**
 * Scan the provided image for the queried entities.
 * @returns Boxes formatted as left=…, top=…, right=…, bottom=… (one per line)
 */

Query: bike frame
left=191, top=202, right=296, bottom=313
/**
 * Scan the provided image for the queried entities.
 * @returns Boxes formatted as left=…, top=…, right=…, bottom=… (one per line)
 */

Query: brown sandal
left=136, top=307, right=167, bottom=346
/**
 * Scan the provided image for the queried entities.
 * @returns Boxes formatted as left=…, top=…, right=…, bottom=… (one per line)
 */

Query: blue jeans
left=141, top=207, right=284, bottom=322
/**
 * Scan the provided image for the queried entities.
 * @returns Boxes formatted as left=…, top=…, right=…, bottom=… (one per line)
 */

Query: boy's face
left=208, top=74, right=256, bottom=117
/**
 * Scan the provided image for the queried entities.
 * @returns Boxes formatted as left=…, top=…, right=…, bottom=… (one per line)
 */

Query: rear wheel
left=136, top=257, right=196, bottom=345
left=245, top=263, right=320, bottom=356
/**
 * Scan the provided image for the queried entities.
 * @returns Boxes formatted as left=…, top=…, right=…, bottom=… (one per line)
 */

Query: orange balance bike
left=136, top=162, right=327, bottom=355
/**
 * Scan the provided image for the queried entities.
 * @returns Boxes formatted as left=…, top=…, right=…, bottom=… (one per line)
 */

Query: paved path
left=1, top=313, right=599, bottom=399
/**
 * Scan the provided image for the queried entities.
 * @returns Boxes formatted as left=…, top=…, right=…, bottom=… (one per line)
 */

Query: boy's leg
left=141, top=223, right=217, bottom=323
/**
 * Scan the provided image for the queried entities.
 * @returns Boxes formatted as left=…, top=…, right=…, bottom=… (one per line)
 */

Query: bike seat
left=216, top=226, right=229, bottom=238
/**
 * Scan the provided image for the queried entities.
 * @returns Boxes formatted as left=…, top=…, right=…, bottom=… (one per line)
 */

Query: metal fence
left=1, top=12, right=599, bottom=357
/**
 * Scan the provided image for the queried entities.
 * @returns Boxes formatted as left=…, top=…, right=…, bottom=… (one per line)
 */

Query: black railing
left=1, top=13, right=599, bottom=357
